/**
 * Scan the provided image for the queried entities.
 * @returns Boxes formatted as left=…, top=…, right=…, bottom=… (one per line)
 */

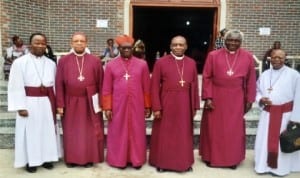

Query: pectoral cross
left=123, top=73, right=130, bottom=80
left=227, top=69, right=234, bottom=76
left=78, top=75, right=85, bottom=81
left=179, top=79, right=185, bottom=87
left=267, top=87, right=273, bottom=93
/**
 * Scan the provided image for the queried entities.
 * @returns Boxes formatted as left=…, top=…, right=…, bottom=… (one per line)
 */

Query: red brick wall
left=1, top=0, right=299, bottom=59
left=226, top=0, right=300, bottom=59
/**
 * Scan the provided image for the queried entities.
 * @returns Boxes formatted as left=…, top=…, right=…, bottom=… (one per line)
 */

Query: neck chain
left=225, top=51, right=239, bottom=76
left=32, top=56, right=46, bottom=91
left=76, top=55, right=85, bottom=81
left=175, top=59, right=185, bottom=87
left=268, top=67, right=285, bottom=93
left=121, top=59, right=131, bottom=81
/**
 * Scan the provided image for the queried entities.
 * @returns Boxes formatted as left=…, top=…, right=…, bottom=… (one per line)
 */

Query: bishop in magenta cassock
left=56, top=32, right=104, bottom=167
left=102, top=35, right=151, bottom=169
left=149, top=36, right=200, bottom=172
left=200, top=29, right=256, bottom=169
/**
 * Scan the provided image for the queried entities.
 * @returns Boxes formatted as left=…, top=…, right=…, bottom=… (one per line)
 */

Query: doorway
left=133, top=6, right=216, bottom=73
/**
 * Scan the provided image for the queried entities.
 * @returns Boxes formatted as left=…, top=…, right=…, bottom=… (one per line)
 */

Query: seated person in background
left=101, top=38, right=119, bottom=65
left=4, top=35, right=28, bottom=80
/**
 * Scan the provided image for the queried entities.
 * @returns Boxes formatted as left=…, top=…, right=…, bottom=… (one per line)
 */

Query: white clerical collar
left=29, top=53, right=43, bottom=59
left=225, top=48, right=238, bottom=54
left=170, top=52, right=184, bottom=60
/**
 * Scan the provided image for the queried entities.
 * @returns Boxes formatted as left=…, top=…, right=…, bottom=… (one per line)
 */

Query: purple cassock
left=149, top=54, right=200, bottom=172
left=102, top=56, right=151, bottom=168
left=56, top=53, right=104, bottom=165
left=200, top=48, right=256, bottom=167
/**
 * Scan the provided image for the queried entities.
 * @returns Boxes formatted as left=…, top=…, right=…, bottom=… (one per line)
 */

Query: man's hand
left=18, top=110, right=28, bottom=117
left=57, top=107, right=64, bottom=117
left=105, top=110, right=112, bottom=120
left=145, top=108, right=151, bottom=118
left=259, top=97, right=272, bottom=107
left=244, top=102, right=253, bottom=113
left=153, top=110, right=161, bottom=120
left=204, top=99, right=214, bottom=110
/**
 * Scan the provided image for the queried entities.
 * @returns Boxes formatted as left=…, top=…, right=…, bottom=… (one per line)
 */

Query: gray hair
left=224, top=29, right=244, bottom=42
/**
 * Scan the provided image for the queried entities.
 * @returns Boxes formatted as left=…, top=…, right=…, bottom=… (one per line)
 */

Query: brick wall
left=1, top=0, right=299, bottom=59
left=226, top=0, right=300, bottom=59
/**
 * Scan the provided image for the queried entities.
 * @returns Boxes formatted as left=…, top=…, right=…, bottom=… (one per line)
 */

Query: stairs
left=0, top=77, right=260, bottom=149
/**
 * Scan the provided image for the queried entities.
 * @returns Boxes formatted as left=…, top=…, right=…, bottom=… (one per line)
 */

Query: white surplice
left=7, top=53, right=61, bottom=168
left=254, top=65, right=300, bottom=176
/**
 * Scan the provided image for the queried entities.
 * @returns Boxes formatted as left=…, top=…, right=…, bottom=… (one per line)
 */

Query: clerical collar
left=29, top=53, right=43, bottom=59
left=225, top=48, right=239, bottom=54
left=170, top=52, right=184, bottom=60
left=73, top=51, right=86, bottom=57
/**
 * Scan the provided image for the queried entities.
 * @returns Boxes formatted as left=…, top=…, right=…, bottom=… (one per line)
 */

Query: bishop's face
left=225, top=37, right=241, bottom=52
left=30, top=35, right=47, bottom=57
left=71, top=34, right=87, bottom=54
left=170, top=36, right=187, bottom=57
left=270, top=49, right=286, bottom=70
left=119, top=42, right=133, bottom=59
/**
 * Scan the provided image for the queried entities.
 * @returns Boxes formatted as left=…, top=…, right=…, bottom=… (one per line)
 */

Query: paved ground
left=0, top=149, right=299, bottom=178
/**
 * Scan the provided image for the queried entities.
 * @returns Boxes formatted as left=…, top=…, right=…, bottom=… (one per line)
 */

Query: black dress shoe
left=25, top=164, right=37, bottom=173
left=133, top=166, right=142, bottom=170
left=156, top=167, right=165, bottom=172
left=42, top=162, right=54, bottom=169
left=204, top=161, right=212, bottom=167
left=186, top=167, right=193, bottom=172
left=228, top=165, right=237, bottom=170
left=66, top=163, right=78, bottom=168
left=83, top=162, right=93, bottom=168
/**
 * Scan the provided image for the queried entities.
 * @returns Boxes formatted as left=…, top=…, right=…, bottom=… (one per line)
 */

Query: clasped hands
left=259, top=97, right=272, bottom=107
left=104, top=108, right=152, bottom=120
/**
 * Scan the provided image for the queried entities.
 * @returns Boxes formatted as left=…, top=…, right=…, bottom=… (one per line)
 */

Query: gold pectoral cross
left=179, top=79, right=185, bottom=87
left=123, top=73, right=130, bottom=80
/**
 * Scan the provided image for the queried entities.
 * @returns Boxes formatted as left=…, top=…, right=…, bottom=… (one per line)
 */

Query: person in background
left=254, top=49, right=300, bottom=177
left=214, top=28, right=228, bottom=50
left=56, top=32, right=104, bottom=168
left=149, top=35, right=200, bottom=172
left=7, top=33, right=60, bottom=173
left=44, top=45, right=57, bottom=64
left=102, top=34, right=151, bottom=169
left=101, top=38, right=119, bottom=65
left=200, top=29, right=256, bottom=169
left=4, top=35, right=28, bottom=80
left=132, top=39, right=146, bottom=60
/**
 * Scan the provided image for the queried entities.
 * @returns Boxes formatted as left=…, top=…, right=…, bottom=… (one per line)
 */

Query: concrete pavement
left=1, top=149, right=300, bottom=178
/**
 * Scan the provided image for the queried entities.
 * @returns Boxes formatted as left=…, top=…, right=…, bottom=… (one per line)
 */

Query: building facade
left=0, top=0, right=299, bottom=62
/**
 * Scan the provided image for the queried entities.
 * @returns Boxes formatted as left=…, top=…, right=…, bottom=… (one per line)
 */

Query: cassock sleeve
left=7, top=60, right=27, bottom=111
left=245, top=55, right=257, bottom=103
left=101, top=63, right=113, bottom=110
left=55, top=57, right=66, bottom=108
left=201, top=52, right=214, bottom=100
left=290, top=75, right=300, bottom=122
left=151, top=60, right=162, bottom=111
left=142, top=62, right=151, bottom=108
left=192, top=61, right=200, bottom=110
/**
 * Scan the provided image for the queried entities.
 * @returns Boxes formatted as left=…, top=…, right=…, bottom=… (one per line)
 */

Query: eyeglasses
left=120, top=46, right=133, bottom=50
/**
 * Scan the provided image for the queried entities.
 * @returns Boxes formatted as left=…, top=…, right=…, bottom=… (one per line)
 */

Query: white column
left=0, top=23, right=4, bottom=80
left=220, top=0, right=227, bottom=30
left=123, top=0, right=130, bottom=35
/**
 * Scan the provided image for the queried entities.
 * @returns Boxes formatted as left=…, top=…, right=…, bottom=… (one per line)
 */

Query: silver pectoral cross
left=227, top=69, right=234, bottom=76
left=78, top=75, right=85, bottom=81
left=123, top=73, right=131, bottom=80
left=179, top=79, right=185, bottom=87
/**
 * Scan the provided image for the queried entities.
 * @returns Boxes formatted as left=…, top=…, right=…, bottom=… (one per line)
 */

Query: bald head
left=170, top=35, right=187, bottom=57
left=71, top=32, right=88, bottom=55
